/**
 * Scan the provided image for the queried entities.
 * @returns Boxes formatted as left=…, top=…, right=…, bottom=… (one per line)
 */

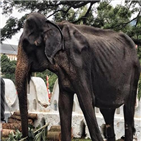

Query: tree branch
left=47, top=6, right=72, bottom=19
left=135, top=10, right=141, bottom=27
left=73, top=2, right=95, bottom=24
left=65, top=1, right=100, bottom=9
left=113, top=10, right=140, bottom=30
left=83, top=2, right=94, bottom=24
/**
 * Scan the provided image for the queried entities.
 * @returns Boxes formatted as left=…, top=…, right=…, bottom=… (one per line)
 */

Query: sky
left=0, top=0, right=127, bottom=45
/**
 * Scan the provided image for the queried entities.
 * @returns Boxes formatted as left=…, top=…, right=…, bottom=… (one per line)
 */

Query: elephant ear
left=44, top=20, right=64, bottom=64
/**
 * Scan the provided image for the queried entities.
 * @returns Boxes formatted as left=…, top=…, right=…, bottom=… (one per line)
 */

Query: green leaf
left=41, top=129, right=46, bottom=141
left=34, top=131, right=42, bottom=141
left=14, top=130, right=22, bottom=140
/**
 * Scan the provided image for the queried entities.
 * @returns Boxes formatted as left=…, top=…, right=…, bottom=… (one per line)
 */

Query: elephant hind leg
left=124, top=66, right=140, bottom=141
left=123, top=103, right=136, bottom=141
left=78, top=96, right=103, bottom=141
left=124, top=90, right=137, bottom=141
left=100, top=108, right=116, bottom=141
left=72, top=71, right=103, bottom=141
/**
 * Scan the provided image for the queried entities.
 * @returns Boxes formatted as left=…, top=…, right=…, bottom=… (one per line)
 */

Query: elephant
left=15, top=13, right=140, bottom=141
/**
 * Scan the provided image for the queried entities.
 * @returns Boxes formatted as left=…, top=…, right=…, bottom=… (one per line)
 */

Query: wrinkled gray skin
left=15, top=13, right=140, bottom=141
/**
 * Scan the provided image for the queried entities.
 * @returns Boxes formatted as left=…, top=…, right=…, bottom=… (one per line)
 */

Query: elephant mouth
left=29, top=61, right=48, bottom=73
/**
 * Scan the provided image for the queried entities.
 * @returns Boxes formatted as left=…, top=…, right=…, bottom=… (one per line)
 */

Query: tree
left=54, top=3, right=94, bottom=25
left=1, top=54, right=17, bottom=82
left=1, top=0, right=141, bottom=46
left=0, top=54, right=10, bottom=67
left=0, top=1, right=99, bottom=41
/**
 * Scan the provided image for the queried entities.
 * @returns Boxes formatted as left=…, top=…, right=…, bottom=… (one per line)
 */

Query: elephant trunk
left=15, top=45, right=30, bottom=137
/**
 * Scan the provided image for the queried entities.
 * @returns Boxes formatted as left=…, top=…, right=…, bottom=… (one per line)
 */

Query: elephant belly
left=93, top=78, right=131, bottom=108
left=94, top=92, right=125, bottom=109
left=92, top=58, right=132, bottom=108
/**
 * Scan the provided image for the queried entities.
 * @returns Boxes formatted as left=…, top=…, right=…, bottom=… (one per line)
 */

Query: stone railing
left=3, top=77, right=50, bottom=119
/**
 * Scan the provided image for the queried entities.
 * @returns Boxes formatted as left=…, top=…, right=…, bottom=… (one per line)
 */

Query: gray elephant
left=15, top=13, right=140, bottom=141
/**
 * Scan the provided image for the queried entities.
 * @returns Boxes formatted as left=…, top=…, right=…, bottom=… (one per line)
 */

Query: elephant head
left=15, top=13, right=64, bottom=137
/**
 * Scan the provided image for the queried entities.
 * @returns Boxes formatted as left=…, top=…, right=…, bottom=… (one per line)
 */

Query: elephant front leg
left=59, top=88, right=74, bottom=141
left=77, top=92, right=103, bottom=141
left=72, top=71, right=103, bottom=141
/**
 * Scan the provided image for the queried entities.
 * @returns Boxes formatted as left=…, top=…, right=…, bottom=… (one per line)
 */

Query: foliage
left=1, top=0, right=141, bottom=46
left=1, top=1, right=99, bottom=18
left=6, top=130, right=22, bottom=141
left=1, top=54, right=16, bottom=83
left=0, top=1, right=99, bottom=42
left=1, top=15, right=27, bottom=41
left=53, top=1, right=141, bottom=47
left=36, top=70, right=57, bottom=92
left=93, top=2, right=132, bottom=30
left=6, top=123, right=48, bottom=141
left=54, top=5, right=94, bottom=25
